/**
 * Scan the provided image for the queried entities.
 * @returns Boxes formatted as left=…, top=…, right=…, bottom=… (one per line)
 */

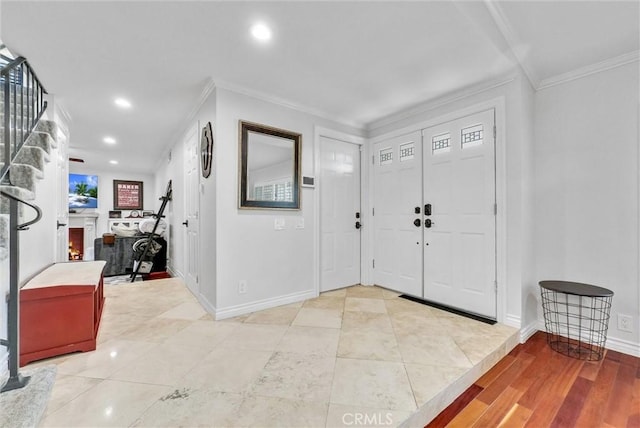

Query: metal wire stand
left=540, top=280, right=613, bottom=361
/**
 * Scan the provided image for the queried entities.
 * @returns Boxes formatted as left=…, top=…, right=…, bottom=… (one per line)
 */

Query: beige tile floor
left=29, top=278, right=519, bottom=427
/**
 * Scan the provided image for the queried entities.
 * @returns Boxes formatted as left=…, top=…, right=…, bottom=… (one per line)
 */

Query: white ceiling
left=1, top=1, right=638, bottom=174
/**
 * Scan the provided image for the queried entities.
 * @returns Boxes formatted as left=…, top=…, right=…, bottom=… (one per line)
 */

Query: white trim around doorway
left=367, top=97, right=509, bottom=325
left=313, top=127, right=367, bottom=297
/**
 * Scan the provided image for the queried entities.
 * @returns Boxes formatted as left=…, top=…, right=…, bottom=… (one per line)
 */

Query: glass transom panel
left=399, top=142, right=415, bottom=162
left=461, top=124, right=483, bottom=148
left=432, top=133, right=451, bottom=154
left=379, top=148, right=393, bottom=165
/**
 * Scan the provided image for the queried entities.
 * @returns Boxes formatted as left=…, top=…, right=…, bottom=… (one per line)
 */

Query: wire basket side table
left=539, top=280, right=614, bottom=361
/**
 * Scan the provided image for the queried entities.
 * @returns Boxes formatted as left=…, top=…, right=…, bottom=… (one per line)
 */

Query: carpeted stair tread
left=10, top=146, right=48, bottom=172
left=7, top=164, right=42, bottom=193
left=0, top=184, right=35, bottom=202
left=0, top=184, right=35, bottom=216
left=23, top=131, right=54, bottom=155
left=34, top=120, right=58, bottom=145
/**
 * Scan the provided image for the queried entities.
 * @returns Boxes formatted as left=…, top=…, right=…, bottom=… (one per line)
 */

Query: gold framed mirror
left=239, top=120, right=301, bottom=210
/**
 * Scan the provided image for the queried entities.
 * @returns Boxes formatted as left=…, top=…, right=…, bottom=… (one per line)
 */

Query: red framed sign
left=113, top=180, right=143, bottom=210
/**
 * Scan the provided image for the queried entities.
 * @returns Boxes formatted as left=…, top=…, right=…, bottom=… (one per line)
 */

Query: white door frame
left=314, top=126, right=367, bottom=296
left=368, top=97, right=507, bottom=324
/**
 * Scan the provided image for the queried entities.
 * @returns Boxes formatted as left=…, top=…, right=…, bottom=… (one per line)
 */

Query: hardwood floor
left=427, top=331, right=640, bottom=428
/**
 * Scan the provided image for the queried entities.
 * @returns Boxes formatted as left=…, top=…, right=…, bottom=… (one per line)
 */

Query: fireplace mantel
left=69, top=213, right=99, bottom=260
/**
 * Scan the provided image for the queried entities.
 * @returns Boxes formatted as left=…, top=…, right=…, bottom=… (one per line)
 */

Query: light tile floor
left=30, top=278, right=519, bottom=427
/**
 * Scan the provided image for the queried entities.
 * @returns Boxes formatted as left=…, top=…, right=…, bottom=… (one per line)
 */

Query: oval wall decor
left=201, top=121, right=214, bottom=178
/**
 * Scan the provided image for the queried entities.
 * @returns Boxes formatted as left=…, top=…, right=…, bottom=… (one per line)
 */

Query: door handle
left=355, top=221, right=362, bottom=229
left=56, top=221, right=67, bottom=229
left=413, top=218, right=421, bottom=227
left=425, top=219, right=433, bottom=228
left=182, top=220, right=189, bottom=227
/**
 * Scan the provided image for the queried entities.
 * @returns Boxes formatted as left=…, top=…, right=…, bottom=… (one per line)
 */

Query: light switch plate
left=296, top=217, right=305, bottom=229
left=274, top=218, right=286, bottom=230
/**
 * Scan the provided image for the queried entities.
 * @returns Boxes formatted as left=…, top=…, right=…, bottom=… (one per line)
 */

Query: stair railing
left=0, top=55, right=47, bottom=392
left=1, top=56, right=48, bottom=181
left=0, top=190, right=42, bottom=392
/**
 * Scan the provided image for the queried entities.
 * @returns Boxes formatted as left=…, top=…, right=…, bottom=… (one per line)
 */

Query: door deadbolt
left=414, top=206, right=421, bottom=214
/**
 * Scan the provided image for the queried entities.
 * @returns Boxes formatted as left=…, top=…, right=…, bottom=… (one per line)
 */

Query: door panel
left=320, top=136, right=361, bottom=291
left=423, top=109, right=496, bottom=318
left=56, top=130, right=69, bottom=262
left=372, top=131, right=422, bottom=296
left=184, top=126, right=200, bottom=294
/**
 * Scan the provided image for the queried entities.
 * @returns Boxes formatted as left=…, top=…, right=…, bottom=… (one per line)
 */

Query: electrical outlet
left=617, top=314, right=633, bottom=333
left=238, top=280, right=247, bottom=294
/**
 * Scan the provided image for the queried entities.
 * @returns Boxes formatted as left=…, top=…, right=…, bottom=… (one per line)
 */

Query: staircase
left=0, top=47, right=59, bottom=393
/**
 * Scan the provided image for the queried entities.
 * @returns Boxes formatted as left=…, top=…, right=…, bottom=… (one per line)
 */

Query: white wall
left=534, top=62, right=639, bottom=354
left=154, top=147, right=185, bottom=278
left=19, top=139, right=61, bottom=280
left=154, top=87, right=218, bottom=307
left=213, top=87, right=363, bottom=315
left=68, top=165, right=155, bottom=236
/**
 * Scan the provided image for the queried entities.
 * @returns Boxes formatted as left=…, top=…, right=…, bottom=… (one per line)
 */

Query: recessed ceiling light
left=114, top=98, right=132, bottom=109
left=109, top=160, right=118, bottom=165
left=103, top=136, right=116, bottom=144
left=251, top=23, right=272, bottom=42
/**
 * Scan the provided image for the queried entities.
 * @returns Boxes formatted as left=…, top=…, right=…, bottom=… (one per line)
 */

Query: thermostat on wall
left=302, top=176, right=315, bottom=188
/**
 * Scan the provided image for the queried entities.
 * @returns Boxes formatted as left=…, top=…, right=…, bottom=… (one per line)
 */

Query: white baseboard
left=605, top=336, right=640, bottom=357
left=519, top=320, right=540, bottom=343
left=214, top=289, right=317, bottom=320
left=503, top=313, right=521, bottom=329
left=192, top=291, right=217, bottom=316
left=167, top=266, right=182, bottom=280
left=535, top=317, right=639, bottom=357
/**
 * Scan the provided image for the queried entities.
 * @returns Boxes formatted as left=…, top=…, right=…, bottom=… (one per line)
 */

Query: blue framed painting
left=68, top=173, right=98, bottom=209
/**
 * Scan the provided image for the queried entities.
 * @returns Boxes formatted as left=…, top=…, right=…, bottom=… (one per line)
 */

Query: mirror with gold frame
left=239, top=120, right=301, bottom=209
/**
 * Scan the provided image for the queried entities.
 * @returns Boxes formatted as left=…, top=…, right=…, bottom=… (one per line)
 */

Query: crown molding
left=538, top=50, right=640, bottom=90
left=155, top=77, right=216, bottom=171
left=366, top=74, right=516, bottom=135
left=484, top=0, right=541, bottom=90
left=213, top=80, right=365, bottom=130
left=185, top=76, right=217, bottom=129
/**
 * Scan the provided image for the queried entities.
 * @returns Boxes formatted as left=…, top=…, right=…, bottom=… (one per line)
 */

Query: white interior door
left=423, top=109, right=496, bottom=318
left=372, top=131, right=423, bottom=296
left=184, top=126, right=200, bottom=294
left=320, top=136, right=361, bottom=291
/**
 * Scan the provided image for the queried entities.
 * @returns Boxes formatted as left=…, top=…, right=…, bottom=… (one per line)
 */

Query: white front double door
left=373, top=109, right=497, bottom=318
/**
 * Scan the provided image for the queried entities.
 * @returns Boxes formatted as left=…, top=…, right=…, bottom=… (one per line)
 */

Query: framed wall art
left=113, top=180, right=144, bottom=210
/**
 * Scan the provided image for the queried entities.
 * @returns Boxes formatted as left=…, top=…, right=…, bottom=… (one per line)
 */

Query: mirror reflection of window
left=246, top=132, right=294, bottom=202
left=239, top=121, right=301, bottom=210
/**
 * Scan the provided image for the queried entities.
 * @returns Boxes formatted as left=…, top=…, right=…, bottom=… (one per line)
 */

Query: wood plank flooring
left=427, top=332, right=640, bottom=428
